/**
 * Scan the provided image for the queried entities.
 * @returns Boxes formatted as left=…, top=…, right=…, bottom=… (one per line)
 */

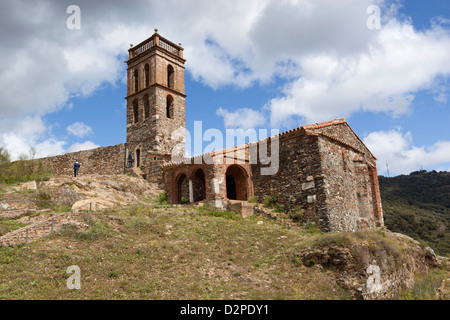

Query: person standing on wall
left=74, top=160, right=81, bottom=177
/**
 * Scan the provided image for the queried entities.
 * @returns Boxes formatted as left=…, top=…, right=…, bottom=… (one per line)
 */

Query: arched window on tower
left=136, top=149, right=141, bottom=167
left=134, top=69, right=139, bottom=93
left=167, top=64, right=174, bottom=89
left=166, top=95, right=174, bottom=119
left=144, top=64, right=150, bottom=87
left=143, top=94, right=150, bottom=120
left=133, top=99, right=139, bottom=123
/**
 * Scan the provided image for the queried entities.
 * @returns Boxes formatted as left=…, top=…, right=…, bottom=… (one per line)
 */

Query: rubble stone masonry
left=34, top=144, right=126, bottom=176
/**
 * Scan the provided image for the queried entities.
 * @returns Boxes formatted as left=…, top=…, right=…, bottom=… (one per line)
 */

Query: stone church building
left=36, top=31, right=384, bottom=232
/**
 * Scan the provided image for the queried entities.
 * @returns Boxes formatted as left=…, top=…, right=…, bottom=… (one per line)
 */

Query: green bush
left=197, top=204, right=239, bottom=220
left=156, top=191, right=168, bottom=205
left=181, top=196, right=189, bottom=204
left=289, top=206, right=304, bottom=222
left=0, top=148, right=52, bottom=184
left=264, top=196, right=277, bottom=208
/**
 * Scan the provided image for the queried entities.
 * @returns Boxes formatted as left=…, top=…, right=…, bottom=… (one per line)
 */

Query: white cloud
left=0, top=0, right=449, bottom=165
left=66, top=122, right=93, bottom=138
left=67, top=141, right=100, bottom=153
left=216, top=107, right=266, bottom=130
left=267, top=19, right=450, bottom=126
left=363, top=129, right=450, bottom=176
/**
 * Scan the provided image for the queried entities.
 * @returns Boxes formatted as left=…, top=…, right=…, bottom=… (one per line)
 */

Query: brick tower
left=125, top=30, right=186, bottom=180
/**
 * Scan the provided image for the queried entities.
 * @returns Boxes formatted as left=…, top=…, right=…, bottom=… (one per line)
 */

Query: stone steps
left=227, top=200, right=258, bottom=218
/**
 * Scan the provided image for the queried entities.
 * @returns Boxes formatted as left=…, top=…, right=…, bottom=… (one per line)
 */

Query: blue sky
left=0, top=0, right=449, bottom=176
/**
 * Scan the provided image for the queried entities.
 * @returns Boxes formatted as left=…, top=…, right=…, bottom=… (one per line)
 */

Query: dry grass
left=0, top=203, right=448, bottom=300
left=0, top=203, right=349, bottom=300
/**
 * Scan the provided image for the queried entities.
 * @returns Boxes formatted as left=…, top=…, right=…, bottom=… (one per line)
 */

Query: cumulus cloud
left=363, top=129, right=450, bottom=176
left=266, top=19, right=450, bottom=126
left=216, top=107, right=266, bottom=130
left=67, top=141, right=100, bottom=153
left=0, top=0, right=449, bottom=171
left=66, top=122, right=93, bottom=138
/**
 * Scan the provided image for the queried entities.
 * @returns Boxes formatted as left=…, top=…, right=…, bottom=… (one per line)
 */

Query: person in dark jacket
left=74, top=160, right=80, bottom=177
left=128, top=152, right=134, bottom=168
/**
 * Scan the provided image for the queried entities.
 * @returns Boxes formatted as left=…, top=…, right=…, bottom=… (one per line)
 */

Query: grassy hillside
left=0, top=199, right=448, bottom=300
left=379, top=170, right=450, bottom=256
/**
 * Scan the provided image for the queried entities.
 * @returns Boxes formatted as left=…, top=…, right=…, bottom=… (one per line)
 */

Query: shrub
left=197, top=204, right=239, bottom=220
left=181, top=196, right=189, bottom=204
left=0, top=148, right=52, bottom=185
left=289, top=206, right=304, bottom=222
left=264, top=196, right=277, bottom=208
left=156, top=191, right=168, bottom=205
left=248, top=195, right=258, bottom=204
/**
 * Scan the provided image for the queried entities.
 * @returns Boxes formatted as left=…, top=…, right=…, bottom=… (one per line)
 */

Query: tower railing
left=130, top=34, right=183, bottom=59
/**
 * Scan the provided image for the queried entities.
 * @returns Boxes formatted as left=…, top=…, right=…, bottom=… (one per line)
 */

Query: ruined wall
left=140, top=151, right=172, bottom=182
left=35, top=144, right=126, bottom=176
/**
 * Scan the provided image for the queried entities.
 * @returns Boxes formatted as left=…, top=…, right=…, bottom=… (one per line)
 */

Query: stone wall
left=251, top=130, right=325, bottom=226
left=162, top=119, right=384, bottom=233
left=315, top=124, right=383, bottom=232
left=34, top=144, right=126, bottom=176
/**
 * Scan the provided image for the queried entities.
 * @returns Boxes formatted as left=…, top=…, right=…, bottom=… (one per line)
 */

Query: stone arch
left=225, top=164, right=249, bottom=201
left=191, top=167, right=206, bottom=202
left=175, top=172, right=189, bottom=204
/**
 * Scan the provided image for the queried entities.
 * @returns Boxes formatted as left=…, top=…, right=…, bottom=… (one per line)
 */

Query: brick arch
left=174, top=172, right=189, bottom=204
left=191, top=167, right=206, bottom=202
left=225, top=164, right=250, bottom=201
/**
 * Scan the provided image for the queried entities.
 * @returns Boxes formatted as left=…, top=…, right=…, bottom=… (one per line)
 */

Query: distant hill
left=379, top=170, right=450, bottom=256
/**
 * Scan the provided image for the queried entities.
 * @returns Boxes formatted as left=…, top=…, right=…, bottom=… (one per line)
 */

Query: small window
left=145, top=64, right=150, bottom=87
left=143, top=95, right=150, bottom=120
left=134, top=69, right=139, bottom=93
left=167, top=64, right=174, bottom=89
left=133, top=100, right=139, bottom=123
left=166, top=95, right=174, bottom=119
left=136, top=149, right=141, bottom=167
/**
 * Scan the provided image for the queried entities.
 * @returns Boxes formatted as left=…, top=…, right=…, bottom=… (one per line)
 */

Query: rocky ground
left=1, top=174, right=163, bottom=211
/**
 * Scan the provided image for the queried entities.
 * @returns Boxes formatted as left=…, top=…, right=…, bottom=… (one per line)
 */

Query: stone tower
left=125, top=30, right=186, bottom=179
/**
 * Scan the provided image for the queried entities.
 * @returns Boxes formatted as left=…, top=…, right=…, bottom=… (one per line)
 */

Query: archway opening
left=226, top=175, right=237, bottom=200
left=192, top=168, right=206, bottom=202
left=225, top=165, right=248, bottom=201
left=176, top=173, right=189, bottom=204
